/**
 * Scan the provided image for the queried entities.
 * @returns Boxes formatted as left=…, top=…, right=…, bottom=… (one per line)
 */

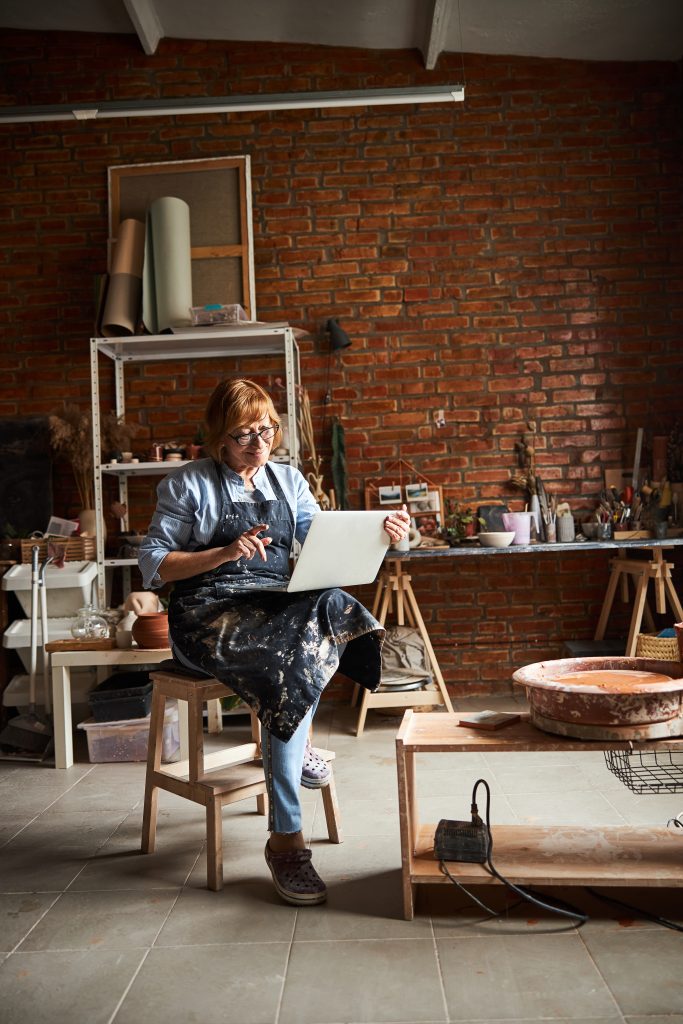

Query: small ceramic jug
left=557, top=515, right=575, bottom=543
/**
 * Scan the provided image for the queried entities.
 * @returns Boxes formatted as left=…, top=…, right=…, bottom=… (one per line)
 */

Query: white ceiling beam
left=422, top=0, right=453, bottom=70
left=123, top=0, right=164, bottom=55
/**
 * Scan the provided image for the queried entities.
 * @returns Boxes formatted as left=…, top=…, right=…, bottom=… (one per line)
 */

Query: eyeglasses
left=228, top=425, right=277, bottom=447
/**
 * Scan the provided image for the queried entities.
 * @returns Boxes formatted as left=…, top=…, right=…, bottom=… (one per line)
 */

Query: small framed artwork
left=409, top=490, right=440, bottom=515
left=405, top=481, right=429, bottom=502
left=378, top=484, right=402, bottom=505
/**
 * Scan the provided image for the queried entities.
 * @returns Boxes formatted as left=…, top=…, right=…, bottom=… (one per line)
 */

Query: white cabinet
left=90, top=326, right=301, bottom=607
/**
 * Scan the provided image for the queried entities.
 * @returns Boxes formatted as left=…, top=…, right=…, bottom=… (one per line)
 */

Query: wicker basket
left=634, top=633, right=681, bottom=662
left=20, top=537, right=97, bottom=563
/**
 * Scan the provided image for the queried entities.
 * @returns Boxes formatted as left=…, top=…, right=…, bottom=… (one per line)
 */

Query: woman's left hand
left=383, top=504, right=411, bottom=542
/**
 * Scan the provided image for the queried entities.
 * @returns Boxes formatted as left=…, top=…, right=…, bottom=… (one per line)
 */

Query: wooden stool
left=141, top=663, right=342, bottom=890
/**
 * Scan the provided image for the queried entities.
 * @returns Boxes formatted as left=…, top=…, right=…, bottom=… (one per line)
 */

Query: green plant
left=441, top=500, right=485, bottom=544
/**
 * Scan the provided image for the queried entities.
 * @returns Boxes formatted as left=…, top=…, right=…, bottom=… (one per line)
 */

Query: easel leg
left=594, top=559, right=623, bottom=641
left=402, top=576, right=454, bottom=713
left=626, top=570, right=650, bottom=656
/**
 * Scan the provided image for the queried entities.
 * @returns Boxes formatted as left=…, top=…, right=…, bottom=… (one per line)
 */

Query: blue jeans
left=262, top=697, right=320, bottom=833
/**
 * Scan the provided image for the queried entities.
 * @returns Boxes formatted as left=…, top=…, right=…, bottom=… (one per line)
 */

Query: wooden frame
left=108, top=156, right=256, bottom=319
left=364, top=460, right=444, bottom=537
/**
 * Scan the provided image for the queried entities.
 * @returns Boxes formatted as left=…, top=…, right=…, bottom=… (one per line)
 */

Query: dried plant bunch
left=49, top=405, right=94, bottom=510
left=102, top=411, right=140, bottom=453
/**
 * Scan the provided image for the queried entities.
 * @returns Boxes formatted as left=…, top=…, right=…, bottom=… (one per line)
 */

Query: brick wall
left=1, top=31, right=682, bottom=692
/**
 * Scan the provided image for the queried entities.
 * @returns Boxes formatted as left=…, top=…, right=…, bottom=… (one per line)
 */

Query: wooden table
left=396, top=709, right=683, bottom=920
left=49, top=645, right=171, bottom=768
left=354, top=538, right=683, bottom=735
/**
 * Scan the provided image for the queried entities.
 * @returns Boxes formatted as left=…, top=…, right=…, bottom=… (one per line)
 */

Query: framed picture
left=409, top=489, right=440, bottom=515
left=405, top=481, right=429, bottom=502
left=378, top=484, right=402, bottom=505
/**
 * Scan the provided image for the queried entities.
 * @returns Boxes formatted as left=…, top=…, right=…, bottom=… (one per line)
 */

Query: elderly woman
left=139, top=378, right=409, bottom=906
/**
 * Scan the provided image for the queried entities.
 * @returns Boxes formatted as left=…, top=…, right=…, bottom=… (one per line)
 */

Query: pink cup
left=501, top=511, right=534, bottom=545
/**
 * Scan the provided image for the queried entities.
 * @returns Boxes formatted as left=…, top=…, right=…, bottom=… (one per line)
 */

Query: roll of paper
left=143, top=196, right=193, bottom=334
left=101, top=218, right=145, bottom=336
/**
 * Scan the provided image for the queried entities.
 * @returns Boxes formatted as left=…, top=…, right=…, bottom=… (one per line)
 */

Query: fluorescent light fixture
left=0, top=85, right=464, bottom=125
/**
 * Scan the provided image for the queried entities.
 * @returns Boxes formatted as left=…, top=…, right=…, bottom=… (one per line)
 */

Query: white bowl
left=478, top=531, right=516, bottom=548
left=581, top=522, right=599, bottom=539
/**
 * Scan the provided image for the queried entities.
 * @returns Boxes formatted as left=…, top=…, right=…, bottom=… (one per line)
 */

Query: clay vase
left=78, top=508, right=106, bottom=542
left=132, top=611, right=169, bottom=650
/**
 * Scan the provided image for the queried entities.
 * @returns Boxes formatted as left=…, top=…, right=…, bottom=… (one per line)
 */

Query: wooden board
left=108, top=156, right=256, bottom=319
left=45, top=638, right=116, bottom=653
left=396, top=711, right=683, bottom=753
left=411, top=824, right=683, bottom=886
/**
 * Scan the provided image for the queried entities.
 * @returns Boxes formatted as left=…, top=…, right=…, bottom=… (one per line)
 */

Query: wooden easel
left=594, top=545, right=683, bottom=655
left=352, top=557, right=454, bottom=735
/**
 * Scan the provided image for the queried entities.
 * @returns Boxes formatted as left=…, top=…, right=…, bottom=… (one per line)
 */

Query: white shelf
left=93, top=326, right=292, bottom=362
left=90, top=325, right=301, bottom=606
left=103, top=460, right=190, bottom=475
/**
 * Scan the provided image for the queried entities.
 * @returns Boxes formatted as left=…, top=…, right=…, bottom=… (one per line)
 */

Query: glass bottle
left=71, top=605, right=110, bottom=641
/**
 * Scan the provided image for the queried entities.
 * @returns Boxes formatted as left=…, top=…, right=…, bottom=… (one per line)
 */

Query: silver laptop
left=254, top=510, right=390, bottom=592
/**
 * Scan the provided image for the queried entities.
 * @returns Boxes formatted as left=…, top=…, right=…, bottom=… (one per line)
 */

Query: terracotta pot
left=132, top=611, right=169, bottom=650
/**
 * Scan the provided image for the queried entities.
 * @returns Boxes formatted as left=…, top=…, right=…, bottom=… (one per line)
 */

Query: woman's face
left=222, top=412, right=276, bottom=474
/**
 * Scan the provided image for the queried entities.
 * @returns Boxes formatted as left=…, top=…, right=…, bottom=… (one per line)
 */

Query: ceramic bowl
left=478, top=531, right=515, bottom=548
left=581, top=522, right=599, bottom=539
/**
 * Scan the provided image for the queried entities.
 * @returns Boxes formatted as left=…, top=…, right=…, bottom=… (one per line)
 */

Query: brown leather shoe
left=264, top=842, right=327, bottom=906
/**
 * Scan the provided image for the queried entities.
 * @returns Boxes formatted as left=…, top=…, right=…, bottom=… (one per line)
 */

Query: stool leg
left=207, top=698, right=222, bottom=734
left=141, top=690, right=166, bottom=854
left=206, top=796, right=223, bottom=891
left=188, top=691, right=205, bottom=783
left=321, top=771, right=342, bottom=844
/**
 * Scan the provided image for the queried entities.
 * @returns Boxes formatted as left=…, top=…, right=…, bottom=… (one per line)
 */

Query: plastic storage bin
left=78, top=703, right=179, bottom=763
left=88, top=672, right=153, bottom=722
left=3, top=616, right=82, bottom=672
left=2, top=561, right=97, bottom=617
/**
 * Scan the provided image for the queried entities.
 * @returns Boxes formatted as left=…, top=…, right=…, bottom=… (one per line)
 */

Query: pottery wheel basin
left=512, top=656, right=683, bottom=728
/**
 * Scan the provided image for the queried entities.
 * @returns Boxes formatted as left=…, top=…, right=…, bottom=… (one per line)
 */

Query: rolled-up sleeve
left=293, top=470, right=319, bottom=543
left=138, top=473, right=200, bottom=589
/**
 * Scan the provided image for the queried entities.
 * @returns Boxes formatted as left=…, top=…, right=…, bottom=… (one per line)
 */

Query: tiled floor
left=1, top=695, right=682, bottom=1024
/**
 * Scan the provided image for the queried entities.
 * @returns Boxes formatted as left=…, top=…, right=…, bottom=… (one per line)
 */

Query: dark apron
left=169, top=461, right=384, bottom=741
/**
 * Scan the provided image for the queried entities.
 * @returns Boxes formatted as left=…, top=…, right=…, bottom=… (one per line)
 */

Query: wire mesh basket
left=604, top=748, right=683, bottom=794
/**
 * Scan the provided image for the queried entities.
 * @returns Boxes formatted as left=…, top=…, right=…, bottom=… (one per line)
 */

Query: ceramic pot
left=78, top=508, right=106, bottom=541
left=132, top=612, right=169, bottom=650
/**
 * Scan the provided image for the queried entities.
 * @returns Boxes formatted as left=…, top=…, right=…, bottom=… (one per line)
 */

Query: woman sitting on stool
left=139, top=378, right=409, bottom=905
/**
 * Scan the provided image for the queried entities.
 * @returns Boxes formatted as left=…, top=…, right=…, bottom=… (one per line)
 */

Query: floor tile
left=0, top=893, right=59, bottom=951
left=159, top=846, right=297, bottom=944
left=296, top=836, right=431, bottom=938
left=114, top=942, right=289, bottom=1024
left=18, top=889, right=179, bottom=950
left=0, top=948, right=145, bottom=1024
left=0, top=812, right=127, bottom=892
left=438, top=932, right=618, bottom=1020
left=279, top=938, right=446, bottom=1024
left=581, top=928, right=683, bottom=1014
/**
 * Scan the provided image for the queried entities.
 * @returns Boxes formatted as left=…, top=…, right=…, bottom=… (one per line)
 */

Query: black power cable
left=439, top=778, right=588, bottom=925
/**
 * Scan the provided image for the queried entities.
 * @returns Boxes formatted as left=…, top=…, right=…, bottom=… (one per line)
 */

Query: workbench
left=396, top=709, right=683, bottom=920
left=353, top=538, right=683, bottom=735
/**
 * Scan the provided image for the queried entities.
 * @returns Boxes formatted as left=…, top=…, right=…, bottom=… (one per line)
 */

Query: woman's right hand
left=224, top=524, right=272, bottom=563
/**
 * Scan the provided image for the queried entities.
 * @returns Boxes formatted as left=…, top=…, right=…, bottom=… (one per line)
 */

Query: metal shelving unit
left=90, top=326, right=301, bottom=607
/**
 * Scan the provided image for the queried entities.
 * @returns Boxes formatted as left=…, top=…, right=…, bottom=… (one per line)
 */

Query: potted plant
left=187, top=425, right=205, bottom=460
left=441, top=500, right=484, bottom=545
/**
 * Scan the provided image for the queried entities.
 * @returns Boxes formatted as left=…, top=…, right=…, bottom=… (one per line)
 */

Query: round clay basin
left=512, top=656, right=683, bottom=727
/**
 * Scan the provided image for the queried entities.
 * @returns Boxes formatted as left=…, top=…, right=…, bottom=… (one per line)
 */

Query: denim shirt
left=138, top=457, right=319, bottom=590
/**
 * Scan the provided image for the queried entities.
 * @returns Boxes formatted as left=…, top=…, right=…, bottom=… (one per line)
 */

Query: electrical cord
left=585, top=887, right=683, bottom=933
left=439, top=778, right=588, bottom=925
